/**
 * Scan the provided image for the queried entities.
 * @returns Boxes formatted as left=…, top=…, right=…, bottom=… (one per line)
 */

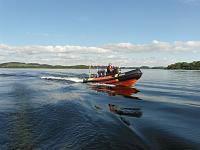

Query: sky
left=0, top=0, right=200, bottom=66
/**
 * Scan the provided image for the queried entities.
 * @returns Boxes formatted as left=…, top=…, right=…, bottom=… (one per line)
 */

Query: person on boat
left=97, top=69, right=105, bottom=77
left=107, top=63, right=113, bottom=75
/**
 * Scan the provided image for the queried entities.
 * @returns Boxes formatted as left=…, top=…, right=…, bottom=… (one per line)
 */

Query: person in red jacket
left=107, top=63, right=113, bottom=75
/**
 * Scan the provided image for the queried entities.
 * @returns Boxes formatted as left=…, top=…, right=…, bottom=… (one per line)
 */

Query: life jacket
left=107, top=65, right=113, bottom=73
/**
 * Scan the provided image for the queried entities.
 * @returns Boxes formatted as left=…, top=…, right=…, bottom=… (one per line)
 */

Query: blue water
left=0, top=69, right=200, bottom=150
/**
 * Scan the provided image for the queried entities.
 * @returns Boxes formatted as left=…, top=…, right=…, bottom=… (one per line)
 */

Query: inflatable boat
left=83, top=68, right=142, bottom=87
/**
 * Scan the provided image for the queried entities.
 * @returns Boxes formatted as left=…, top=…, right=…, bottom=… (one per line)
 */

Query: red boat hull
left=83, top=69, right=142, bottom=87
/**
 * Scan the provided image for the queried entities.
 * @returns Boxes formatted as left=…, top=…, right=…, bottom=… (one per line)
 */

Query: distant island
left=0, top=62, right=91, bottom=69
left=0, top=61, right=199, bottom=70
left=0, top=62, right=165, bottom=69
left=167, top=61, right=200, bottom=70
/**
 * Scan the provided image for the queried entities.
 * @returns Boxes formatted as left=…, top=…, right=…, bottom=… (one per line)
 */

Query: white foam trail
left=90, top=83, right=116, bottom=87
left=41, top=76, right=83, bottom=83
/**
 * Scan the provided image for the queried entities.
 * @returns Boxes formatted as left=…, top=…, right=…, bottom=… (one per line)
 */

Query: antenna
left=89, top=65, right=91, bottom=78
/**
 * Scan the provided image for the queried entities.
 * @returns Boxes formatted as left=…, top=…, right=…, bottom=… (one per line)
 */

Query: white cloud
left=0, top=44, right=111, bottom=54
left=102, top=40, right=200, bottom=53
left=0, top=41, right=199, bottom=66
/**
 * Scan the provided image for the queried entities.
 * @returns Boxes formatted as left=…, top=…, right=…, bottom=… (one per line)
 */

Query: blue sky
left=0, top=0, right=200, bottom=66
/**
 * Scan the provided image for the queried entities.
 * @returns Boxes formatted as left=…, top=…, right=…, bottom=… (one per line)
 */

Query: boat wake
left=41, top=76, right=83, bottom=83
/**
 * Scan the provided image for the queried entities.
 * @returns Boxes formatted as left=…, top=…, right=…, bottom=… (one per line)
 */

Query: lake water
left=0, top=69, right=199, bottom=150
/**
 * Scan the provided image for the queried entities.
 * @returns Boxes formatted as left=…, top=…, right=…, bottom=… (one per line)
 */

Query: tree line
left=167, top=61, right=200, bottom=70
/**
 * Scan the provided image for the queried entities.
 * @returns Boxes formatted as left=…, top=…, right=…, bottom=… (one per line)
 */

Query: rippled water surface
left=0, top=69, right=200, bottom=150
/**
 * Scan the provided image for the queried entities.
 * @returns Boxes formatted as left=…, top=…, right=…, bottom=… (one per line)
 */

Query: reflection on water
left=89, top=84, right=140, bottom=99
left=108, top=104, right=142, bottom=118
left=108, top=104, right=143, bottom=127
left=91, top=84, right=143, bottom=128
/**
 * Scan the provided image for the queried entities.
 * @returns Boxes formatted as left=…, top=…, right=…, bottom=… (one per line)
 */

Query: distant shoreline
left=166, top=61, right=200, bottom=70
left=0, top=61, right=199, bottom=70
left=0, top=62, right=165, bottom=69
left=0, top=62, right=91, bottom=69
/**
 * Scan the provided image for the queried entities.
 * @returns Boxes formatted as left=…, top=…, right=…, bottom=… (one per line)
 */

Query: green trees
left=0, top=62, right=90, bottom=69
left=167, top=61, right=200, bottom=70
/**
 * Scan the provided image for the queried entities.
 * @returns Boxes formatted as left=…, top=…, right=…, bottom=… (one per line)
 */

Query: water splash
left=41, top=76, right=83, bottom=83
